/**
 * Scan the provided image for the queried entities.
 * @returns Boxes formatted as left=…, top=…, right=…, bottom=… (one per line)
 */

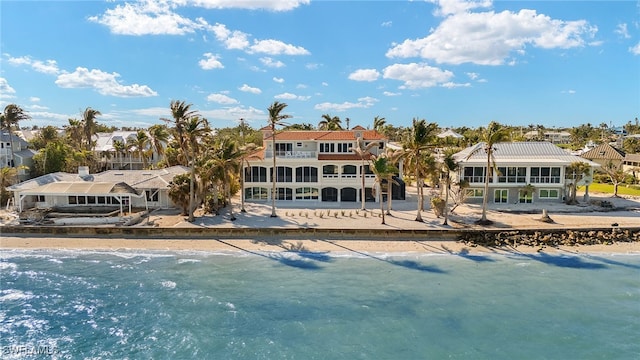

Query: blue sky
left=1, top=0, right=639, bottom=131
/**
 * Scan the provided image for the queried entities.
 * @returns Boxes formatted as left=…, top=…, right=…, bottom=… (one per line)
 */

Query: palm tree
left=352, top=137, right=380, bottom=211
left=208, top=137, right=244, bottom=220
left=441, top=149, right=459, bottom=226
left=382, top=147, right=403, bottom=215
left=112, top=139, right=126, bottom=169
left=183, top=116, right=210, bottom=222
left=370, top=155, right=397, bottom=225
left=267, top=101, right=292, bottom=217
left=239, top=142, right=259, bottom=213
left=318, top=114, right=342, bottom=130
left=64, top=119, right=84, bottom=151
left=128, top=130, right=150, bottom=168
left=373, top=116, right=386, bottom=132
left=401, top=118, right=439, bottom=222
left=161, top=100, right=199, bottom=166
left=565, top=161, right=592, bottom=204
left=82, top=107, right=101, bottom=151
left=1, top=104, right=31, bottom=168
left=148, top=124, right=169, bottom=166
left=0, top=166, right=24, bottom=205
left=465, top=121, right=510, bottom=224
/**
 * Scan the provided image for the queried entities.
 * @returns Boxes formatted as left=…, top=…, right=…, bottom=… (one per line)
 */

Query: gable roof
left=580, top=143, right=625, bottom=160
left=455, top=142, right=600, bottom=167
left=17, top=181, right=140, bottom=196
left=437, top=129, right=464, bottom=139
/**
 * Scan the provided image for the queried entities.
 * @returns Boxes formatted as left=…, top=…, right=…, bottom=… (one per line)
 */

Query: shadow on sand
left=216, top=239, right=331, bottom=270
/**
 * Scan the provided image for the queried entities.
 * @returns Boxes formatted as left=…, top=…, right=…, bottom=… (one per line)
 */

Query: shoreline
left=2, top=236, right=639, bottom=256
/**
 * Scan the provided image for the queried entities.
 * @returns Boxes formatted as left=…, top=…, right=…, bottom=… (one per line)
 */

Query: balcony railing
left=265, top=151, right=316, bottom=159
left=530, top=176, right=561, bottom=184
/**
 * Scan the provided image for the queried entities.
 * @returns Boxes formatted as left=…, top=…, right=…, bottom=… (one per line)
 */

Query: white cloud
left=314, top=97, right=378, bottom=112
left=615, top=23, right=630, bottom=38
left=348, top=69, right=380, bottom=82
left=387, top=7, right=597, bottom=65
left=466, top=72, right=479, bottom=80
left=55, top=67, right=158, bottom=97
left=562, top=89, right=576, bottom=94
left=260, top=57, right=285, bottom=68
left=185, top=0, right=310, bottom=11
left=274, top=92, right=310, bottom=101
left=30, top=111, right=71, bottom=121
left=441, top=82, right=471, bottom=88
left=381, top=21, right=392, bottom=27
left=630, top=42, right=640, bottom=55
left=383, top=91, right=401, bottom=96
left=30, top=97, right=40, bottom=102
left=0, top=77, right=16, bottom=99
left=89, top=0, right=201, bottom=35
left=6, top=55, right=60, bottom=74
left=306, top=63, right=320, bottom=70
left=210, top=23, right=250, bottom=50
left=239, top=84, right=262, bottom=94
left=207, top=93, right=238, bottom=104
left=382, top=63, right=454, bottom=89
left=199, top=53, right=224, bottom=69
left=273, top=77, right=285, bottom=83
left=249, top=39, right=310, bottom=55
left=430, top=0, right=492, bottom=16
left=29, top=104, right=49, bottom=110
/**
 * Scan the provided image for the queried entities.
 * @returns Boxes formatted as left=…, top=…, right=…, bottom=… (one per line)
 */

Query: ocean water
left=1, top=248, right=639, bottom=359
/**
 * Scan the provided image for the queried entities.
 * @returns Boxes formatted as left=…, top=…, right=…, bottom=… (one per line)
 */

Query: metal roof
left=455, top=142, right=600, bottom=167
left=18, top=182, right=138, bottom=196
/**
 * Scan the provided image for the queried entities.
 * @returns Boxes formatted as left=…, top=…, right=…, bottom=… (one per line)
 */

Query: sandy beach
left=2, top=191, right=639, bottom=255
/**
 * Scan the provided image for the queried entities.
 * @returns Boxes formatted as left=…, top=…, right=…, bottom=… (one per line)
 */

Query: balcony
left=265, top=150, right=316, bottom=159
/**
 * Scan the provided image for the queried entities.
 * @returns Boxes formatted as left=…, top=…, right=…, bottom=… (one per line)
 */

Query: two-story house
left=243, top=126, right=405, bottom=204
left=1, top=132, right=35, bottom=181
left=94, top=131, right=165, bottom=171
left=454, top=142, right=599, bottom=204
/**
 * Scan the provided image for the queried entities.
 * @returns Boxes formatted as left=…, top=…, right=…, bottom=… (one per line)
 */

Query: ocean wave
left=161, top=280, right=176, bottom=289
left=0, top=289, right=35, bottom=302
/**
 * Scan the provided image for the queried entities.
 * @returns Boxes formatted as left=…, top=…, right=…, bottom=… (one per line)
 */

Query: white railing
left=265, top=151, right=316, bottom=159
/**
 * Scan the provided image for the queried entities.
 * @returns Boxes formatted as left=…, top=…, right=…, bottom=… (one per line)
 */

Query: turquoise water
left=1, top=249, right=639, bottom=359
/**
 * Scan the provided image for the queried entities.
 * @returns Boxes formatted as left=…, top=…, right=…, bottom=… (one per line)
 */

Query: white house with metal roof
left=8, top=165, right=189, bottom=213
left=454, top=142, right=600, bottom=204
left=243, top=126, right=405, bottom=204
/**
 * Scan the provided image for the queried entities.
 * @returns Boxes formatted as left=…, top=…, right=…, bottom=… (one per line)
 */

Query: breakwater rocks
left=458, top=228, right=640, bottom=248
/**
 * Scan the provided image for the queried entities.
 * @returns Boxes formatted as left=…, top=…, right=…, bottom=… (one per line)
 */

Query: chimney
left=78, top=166, right=89, bottom=177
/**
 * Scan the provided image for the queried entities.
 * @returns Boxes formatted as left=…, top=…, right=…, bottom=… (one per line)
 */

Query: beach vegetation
left=466, top=121, right=510, bottom=225
left=440, top=148, right=460, bottom=225
left=370, top=154, right=398, bottom=225
left=267, top=101, right=292, bottom=218
left=1, top=104, right=31, bottom=172
left=353, top=136, right=380, bottom=211
left=401, top=118, right=439, bottom=222
left=168, top=173, right=192, bottom=216
left=565, top=161, right=592, bottom=205
left=82, top=107, right=101, bottom=152
left=318, top=114, right=343, bottom=130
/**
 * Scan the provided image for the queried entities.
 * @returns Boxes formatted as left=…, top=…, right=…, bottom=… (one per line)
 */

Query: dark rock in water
left=611, top=223, right=618, bottom=227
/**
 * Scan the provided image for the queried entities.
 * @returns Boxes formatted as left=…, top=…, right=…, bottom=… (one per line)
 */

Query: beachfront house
left=243, top=126, right=405, bottom=204
left=94, top=131, right=166, bottom=171
left=1, top=132, right=34, bottom=181
left=453, top=142, right=600, bottom=204
left=7, top=165, right=189, bottom=213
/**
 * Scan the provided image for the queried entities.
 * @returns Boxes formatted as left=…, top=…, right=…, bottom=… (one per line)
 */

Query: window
left=296, top=142, right=302, bottom=147
left=361, top=164, right=373, bottom=175
left=497, top=167, right=526, bottom=183
left=323, top=165, right=338, bottom=178
left=275, top=143, right=292, bottom=156
left=519, top=191, right=532, bottom=204
left=68, top=196, right=77, bottom=205
left=245, top=166, right=267, bottom=182
left=245, top=187, right=268, bottom=200
left=78, top=196, right=86, bottom=205
left=494, top=189, right=508, bottom=203
left=530, top=167, right=561, bottom=183
left=33, top=195, right=45, bottom=202
left=276, top=187, right=293, bottom=200
left=337, top=143, right=352, bottom=153
left=295, top=187, right=319, bottom=200
left=87, top=196, right=96, bottom=204
left=463, top=167, right=486, bottom=183
left=539, top=189, right=559, bottom=199
left=146, top=190, right=159, bottom=202
left=296, top=166, right=318, bottom=182
left=320, top=143, right=335, bottom=153
left=342, top=165, right=357, bottom=177
left=271, top=166, right=292, bottom=182
left=97, top=196, right=106, bottom=204
left=465, top=189, right=484, bottom=198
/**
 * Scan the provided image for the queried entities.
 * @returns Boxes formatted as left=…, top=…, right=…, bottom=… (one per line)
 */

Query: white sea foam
left=0, top=261, right=18, bottom=272
left=177, top=258, right=201, bottom=264
left=161, top=281, right=176, bottom=289
left=0, top=289, right=35, bottom=302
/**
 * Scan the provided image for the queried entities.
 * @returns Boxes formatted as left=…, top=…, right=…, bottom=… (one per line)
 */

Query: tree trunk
left=443, top=176, right=450, bottom=226
left=270, top=132, right=277, bottom=217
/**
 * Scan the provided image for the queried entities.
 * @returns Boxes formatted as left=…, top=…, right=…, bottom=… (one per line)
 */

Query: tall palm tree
left=148, top=124, right=169, bottom=166
left=401, top=118, right=439, bottom=222
left=64, top=119, right=84, bottom=151
left=82, top=107, right=101, bottom=151
left=370, top=155, right=397, bottom=225
left=161, top=100, right=199, bottom=166
left=112, top=140, right=126, bottom=169
left=441, top=149, right=459, bottom=226
left=465, top=121, right=510, bottom=224
left=267, top=101, right=292, bottom=218
left=183, top=116, right=210, bottom=222
left=1, top=104, right=31, bottom=168
left=128, top=130, right=150, bottom=168
left=318, top=114, right=342, bottom=130
left=208, top=137, right=244, bottom=220
left=373, top=116, right=386, bottom=132
left=383, top=147, right=403, bottom=215
left=352, top=137, right=380, bottom=211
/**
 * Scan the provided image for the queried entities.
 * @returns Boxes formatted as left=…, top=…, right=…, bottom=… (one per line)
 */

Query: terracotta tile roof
left=246, top=149, right=265, bottom=161
left=263, top=129, right=385, bottom=141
